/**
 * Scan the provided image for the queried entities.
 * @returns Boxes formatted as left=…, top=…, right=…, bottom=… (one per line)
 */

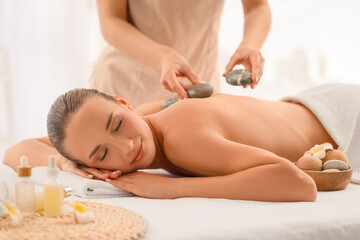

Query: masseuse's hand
left=160, top=48, right=201, bottom=98
left=223, top=43, right=264, bottom=89
left=57, top=154, right=122, bottom=180
left=108, top=171, right=178, bottom=199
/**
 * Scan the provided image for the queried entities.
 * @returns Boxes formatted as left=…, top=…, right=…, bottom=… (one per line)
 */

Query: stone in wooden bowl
left=304, top=166, right=353, bottom=191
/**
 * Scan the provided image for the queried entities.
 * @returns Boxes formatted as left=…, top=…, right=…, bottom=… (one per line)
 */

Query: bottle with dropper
left=44, top=155, right=64, bottom=217
left=15, top=156, right=36, bottom=217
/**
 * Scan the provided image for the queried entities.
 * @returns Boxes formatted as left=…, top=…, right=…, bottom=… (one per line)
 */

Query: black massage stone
left=187, top=83, right=213, bottom=98
left=161, top=97, right=181, bottom=109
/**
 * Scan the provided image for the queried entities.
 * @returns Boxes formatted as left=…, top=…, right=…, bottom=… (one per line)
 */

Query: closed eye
left=115, top=119, right=123, bottom=132
left=101, top=148, right=108, bottom=161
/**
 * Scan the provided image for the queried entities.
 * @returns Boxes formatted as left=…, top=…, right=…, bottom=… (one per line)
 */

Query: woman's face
left=63, top=96, right=156, bottom=173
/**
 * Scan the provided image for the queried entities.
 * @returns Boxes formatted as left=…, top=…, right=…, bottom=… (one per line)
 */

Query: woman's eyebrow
left=89, top=111, right=113, bottom=160
left=89, top=144, right=101, bottom=159
left=105, top=112, right=113, bottom=130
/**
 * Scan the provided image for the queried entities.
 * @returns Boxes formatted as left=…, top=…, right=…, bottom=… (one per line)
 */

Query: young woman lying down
left=6, top=84, right=356, bottom=202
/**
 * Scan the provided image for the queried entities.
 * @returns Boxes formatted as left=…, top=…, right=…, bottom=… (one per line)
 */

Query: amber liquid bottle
left=44, top=155, right=64, bottom=217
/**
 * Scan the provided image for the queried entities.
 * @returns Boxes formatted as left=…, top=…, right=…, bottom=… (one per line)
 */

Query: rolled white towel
left=31, top=167, right=134, bottom=198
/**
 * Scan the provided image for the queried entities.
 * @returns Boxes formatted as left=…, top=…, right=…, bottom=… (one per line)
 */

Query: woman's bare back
left=149, top=94, right=337, bottom=170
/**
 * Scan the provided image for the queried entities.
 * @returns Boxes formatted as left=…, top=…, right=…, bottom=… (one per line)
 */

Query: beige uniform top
left=90, top=0, right=225, bottom=107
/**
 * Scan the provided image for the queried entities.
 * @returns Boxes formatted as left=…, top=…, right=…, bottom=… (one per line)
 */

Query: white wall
left=0, top=0, right=359, bottom=148
left=0, top=0, right=102, bottom=143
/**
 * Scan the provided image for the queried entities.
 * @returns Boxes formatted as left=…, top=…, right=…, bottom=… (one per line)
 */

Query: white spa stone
left=322, top=160, right=349, bottom=171
left=322, top=169, right=340, bottom=172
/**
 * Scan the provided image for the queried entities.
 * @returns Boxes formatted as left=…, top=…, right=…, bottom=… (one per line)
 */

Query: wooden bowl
left=304, top=166, right=353, bottom=191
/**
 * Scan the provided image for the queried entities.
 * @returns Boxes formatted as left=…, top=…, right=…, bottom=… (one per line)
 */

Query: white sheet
left=1, top=165, right=360, bottom=239
left=65, top=169, right=360, bottom=240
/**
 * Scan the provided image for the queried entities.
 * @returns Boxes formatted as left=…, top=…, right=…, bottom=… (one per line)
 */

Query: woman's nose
left=113, top=137, right=134, bottom=158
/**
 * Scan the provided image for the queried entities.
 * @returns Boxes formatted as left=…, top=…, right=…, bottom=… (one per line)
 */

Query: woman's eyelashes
left=114, top=119, right=123, bottom=132
left=101, top=148, right=108, bottom=161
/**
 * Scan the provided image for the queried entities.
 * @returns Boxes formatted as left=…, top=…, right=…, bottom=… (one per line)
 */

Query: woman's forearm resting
left=172, top=162, right=317, bottom=202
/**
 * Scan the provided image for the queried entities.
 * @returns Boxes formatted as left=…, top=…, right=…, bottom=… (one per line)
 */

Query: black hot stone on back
left=225, top=69, right=253, bottom=86
left=187, top=83, right=213, bottom=98
left=161, top=83, right=214, bottom=109
left=162, top=97, right=181, bottom=109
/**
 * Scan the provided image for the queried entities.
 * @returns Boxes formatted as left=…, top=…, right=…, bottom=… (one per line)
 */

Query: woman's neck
left=143, top=116, right=168, bottom=169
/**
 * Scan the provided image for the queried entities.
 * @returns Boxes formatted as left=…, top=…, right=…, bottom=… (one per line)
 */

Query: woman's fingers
left=78, top=166, right=122, bottom=180
left=109, top=170, right=122, bottom=179
left=71, top=167, right=94, bottom=179
left=79, top=167, right=109, bottom=180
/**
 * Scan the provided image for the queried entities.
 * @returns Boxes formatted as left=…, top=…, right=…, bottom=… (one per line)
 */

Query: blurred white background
left=0, top=0, right=359, bottom=159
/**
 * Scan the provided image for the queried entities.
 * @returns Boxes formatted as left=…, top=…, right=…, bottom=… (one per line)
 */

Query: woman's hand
left=56, top=154, right=122, bottom=180
left=108, top=171, right=178, bottom=199
left=223, top=43, right=264, bottom=89
left=160, top=48, right=201, bottom=98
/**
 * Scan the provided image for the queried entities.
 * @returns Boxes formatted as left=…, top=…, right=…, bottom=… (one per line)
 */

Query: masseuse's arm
left=224, top=0, right=271, bottom=88
left=241, top=0, right=271, bottom=51
left=110, top=132, right=317, bottom=202
left=97, top=0, right=200, bottom=98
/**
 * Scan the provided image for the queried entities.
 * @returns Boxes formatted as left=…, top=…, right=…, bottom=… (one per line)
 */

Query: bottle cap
left=47, top=155, right=59, bottom=178
left=17, top=156, right=32, bottom=177
left=63, top=186, right=72, bottom=197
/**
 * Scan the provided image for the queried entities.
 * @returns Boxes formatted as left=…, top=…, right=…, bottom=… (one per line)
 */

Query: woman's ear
left=113, top=95, right=134, bottom=111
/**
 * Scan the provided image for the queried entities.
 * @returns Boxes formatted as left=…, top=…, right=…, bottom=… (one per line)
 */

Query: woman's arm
left=171, top=162, right=316, bottom=202
left=2, top=137, right=119, bottom=179
left=168, top=132, right=316, bottom=201
left=109, top=132, right=317, bottom=202
left=3, top=137, right=61, bottom=170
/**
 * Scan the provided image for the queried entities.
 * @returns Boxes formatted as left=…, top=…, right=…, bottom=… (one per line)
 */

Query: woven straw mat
left=0, top=201, right=147, bottom=240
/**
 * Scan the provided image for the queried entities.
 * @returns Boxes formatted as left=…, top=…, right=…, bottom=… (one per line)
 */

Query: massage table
left=62, top=169, right=360, bottom=240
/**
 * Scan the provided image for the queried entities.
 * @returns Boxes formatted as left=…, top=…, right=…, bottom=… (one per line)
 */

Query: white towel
left=282, top=83, right=360, bottom=183
left=31, top=167, right=134, bottom=198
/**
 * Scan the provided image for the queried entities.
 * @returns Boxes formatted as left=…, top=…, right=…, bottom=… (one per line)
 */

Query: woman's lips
left=132, top=140, right=144, bottom=164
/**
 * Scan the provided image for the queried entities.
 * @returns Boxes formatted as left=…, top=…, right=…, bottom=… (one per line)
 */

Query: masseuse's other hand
left=223, top=43, right=264, bottom=89
left=57, top=154, right=122, bottom=180
left=160, top=48, right=201, bottom=98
